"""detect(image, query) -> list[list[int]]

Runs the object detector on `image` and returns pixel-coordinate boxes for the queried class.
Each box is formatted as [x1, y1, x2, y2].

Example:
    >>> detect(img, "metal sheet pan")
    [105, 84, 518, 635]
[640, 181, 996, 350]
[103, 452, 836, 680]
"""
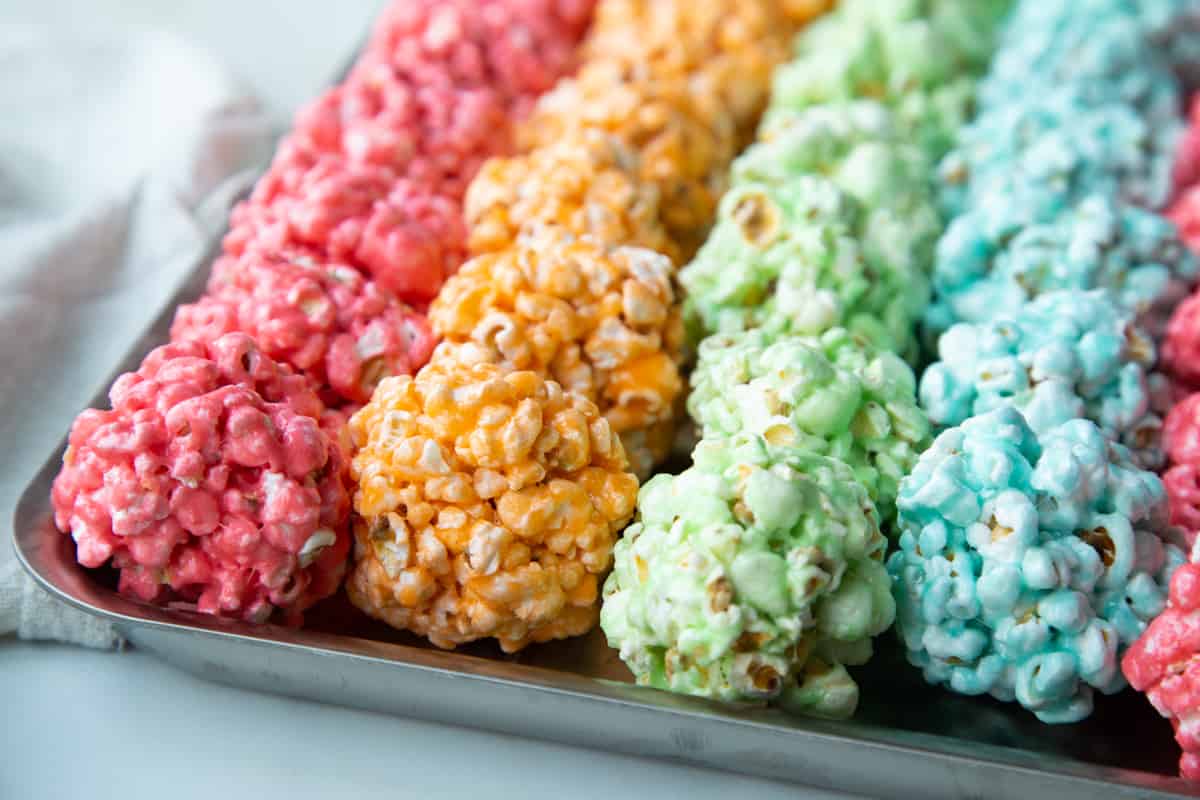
[11, 237, 1200, 800]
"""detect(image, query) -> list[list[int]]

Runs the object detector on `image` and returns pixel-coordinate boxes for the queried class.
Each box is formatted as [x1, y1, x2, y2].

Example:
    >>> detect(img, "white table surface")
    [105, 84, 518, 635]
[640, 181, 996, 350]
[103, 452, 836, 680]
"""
[0, 2, 857, 797]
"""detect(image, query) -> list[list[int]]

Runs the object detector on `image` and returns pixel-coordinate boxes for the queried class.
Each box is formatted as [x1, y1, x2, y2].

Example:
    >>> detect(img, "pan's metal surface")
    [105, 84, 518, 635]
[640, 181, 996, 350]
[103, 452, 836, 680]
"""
[10, 241, 1200, 800]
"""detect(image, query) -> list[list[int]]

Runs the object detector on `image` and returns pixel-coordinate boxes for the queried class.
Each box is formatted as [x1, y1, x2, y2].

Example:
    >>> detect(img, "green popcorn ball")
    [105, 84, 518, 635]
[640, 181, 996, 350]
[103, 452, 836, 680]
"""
[688, 327, 931, 522]
[921, 289, 1163, 469]
[680, 176, 931, 360]
[768, 0, 1011, 157]
[888, 407, 1184, 724]
[736, 101, 942, 253]
[837, 0, 1013, 72]
[601, 435, 894, 718]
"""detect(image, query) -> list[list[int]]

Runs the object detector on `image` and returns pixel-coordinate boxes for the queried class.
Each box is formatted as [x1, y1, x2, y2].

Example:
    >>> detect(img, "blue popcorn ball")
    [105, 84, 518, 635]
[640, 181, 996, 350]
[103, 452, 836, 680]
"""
[999, 0, 1200, 84]
[920, 289, 1163, 468]
[980, 13, 1182, 127]
[939, 89, 1181, 217]
[888, 407, 1183, 723]
[926, 195, 1197, 341]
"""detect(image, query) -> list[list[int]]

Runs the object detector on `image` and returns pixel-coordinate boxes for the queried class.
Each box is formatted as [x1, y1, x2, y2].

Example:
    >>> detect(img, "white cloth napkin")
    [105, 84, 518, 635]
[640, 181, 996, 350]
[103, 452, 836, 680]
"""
[0, 25, 276, 647]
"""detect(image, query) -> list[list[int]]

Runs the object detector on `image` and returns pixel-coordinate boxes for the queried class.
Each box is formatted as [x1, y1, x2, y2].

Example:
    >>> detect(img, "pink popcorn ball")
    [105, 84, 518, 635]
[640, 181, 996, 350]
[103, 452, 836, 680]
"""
[224, 150, 466, 304]
[1123, 564, 1200, 781]
[1175, 96, 1200, 198]
[366, 0, 592, 113]
[1164, 393, 1200, 547]
[1171, 185, 1200, 259]
[293, 61, 510, 199]
[50, 334, 352, 625]
[171, 251, 437, 406]
[1166, 293, 1200, 389]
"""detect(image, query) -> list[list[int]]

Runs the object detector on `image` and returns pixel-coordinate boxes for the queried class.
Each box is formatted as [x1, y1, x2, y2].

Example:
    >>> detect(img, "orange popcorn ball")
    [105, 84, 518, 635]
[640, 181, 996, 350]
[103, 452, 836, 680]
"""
[428, 234, 685, 477]
[346, 361, 638, 652]
[518, 64, 736, 257]
[464, 129, 680, 262]
[581, 0, 800, 141]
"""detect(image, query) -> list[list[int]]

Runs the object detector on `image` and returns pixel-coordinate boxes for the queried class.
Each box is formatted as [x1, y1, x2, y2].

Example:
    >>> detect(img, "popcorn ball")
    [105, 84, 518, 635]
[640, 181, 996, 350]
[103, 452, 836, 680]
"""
[995, 0, 1200, 88]
[979, 7, 1183, 128]
[581, 0, 798, 142]
[1164, 295, 1200, 390]
[601, 435, 894, 718]
[680, 176, 931, 361]
[737, 101, 941, 244]
[519, 63, 737, 257]
[688, 327, 931, 523]
[289, 61, 510, 200]
[464, 129, 678, 262]
[1122, 563, 1200, 781]
[225, 153, 467, 305]
[939, 89, 1180, 218]
[888, 407, 1184, 724]
[1172, 98, 1200, 196]
[928, 195, 1197, 340]
[767, 0, 1011, 158]
[921, 290, 1163, 468]
[428, 233, 684, 478]
[346, 360, 639, 652]
[366, 0, 595, 114]
[50, 334, 351, 624]
[171, 251, 437, 407]
[1170, 182, 1200, 258]
[1162, 394, 1200, 544]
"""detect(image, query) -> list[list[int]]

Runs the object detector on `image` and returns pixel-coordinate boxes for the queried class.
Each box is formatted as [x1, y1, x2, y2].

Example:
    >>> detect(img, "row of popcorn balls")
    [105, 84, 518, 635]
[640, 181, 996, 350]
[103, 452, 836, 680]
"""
[515, 0, 817, 259]
[926, 0, 1200, 343]
[227, 0, 598, 306]
[439, 0, 809, 478]
[680, 0, 1015, 363]
[340, 0, 821, 652]
[600, 0, 1012, 717]
[902, 0, 1200, 739]
[49, 0, 596, 623]
[1143, 101, 1200, 779]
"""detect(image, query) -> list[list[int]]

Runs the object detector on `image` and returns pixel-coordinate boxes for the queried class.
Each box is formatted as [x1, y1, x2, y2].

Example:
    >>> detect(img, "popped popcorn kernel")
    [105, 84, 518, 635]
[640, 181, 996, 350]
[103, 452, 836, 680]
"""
[428, 233, 685, 478]
[347, 359, 638, 652]
[50, 334, 351, 625]
[464, 129, 678, 262]
[601, 437, 894, 718]
[171, 250, 436, 407]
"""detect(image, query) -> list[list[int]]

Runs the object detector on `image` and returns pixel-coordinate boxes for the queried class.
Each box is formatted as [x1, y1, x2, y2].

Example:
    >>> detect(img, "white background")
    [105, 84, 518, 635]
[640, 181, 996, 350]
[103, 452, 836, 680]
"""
[0, 1, 851, 797]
